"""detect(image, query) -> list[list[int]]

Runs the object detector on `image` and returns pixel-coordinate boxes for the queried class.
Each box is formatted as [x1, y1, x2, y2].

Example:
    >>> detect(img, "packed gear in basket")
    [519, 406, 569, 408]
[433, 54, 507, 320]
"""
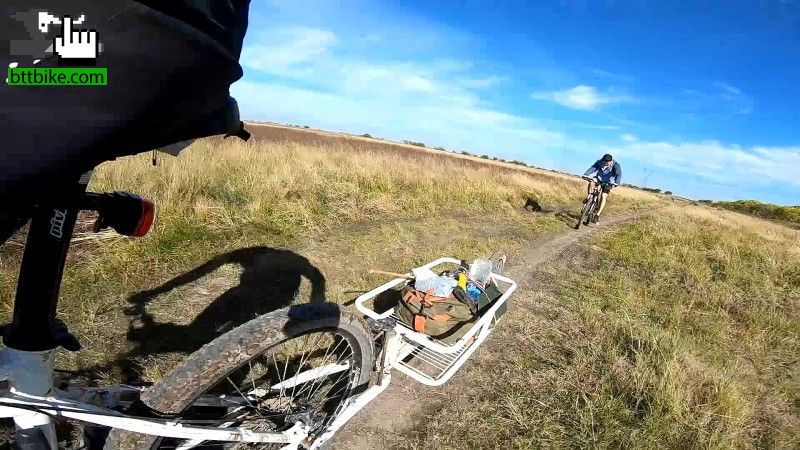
[394, 258, 504, 343]
[395, 285, 476, 344]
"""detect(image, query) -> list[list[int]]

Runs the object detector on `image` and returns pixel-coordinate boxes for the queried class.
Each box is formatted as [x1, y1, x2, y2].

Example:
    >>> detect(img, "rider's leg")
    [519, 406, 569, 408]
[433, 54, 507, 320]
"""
[597, 192, 609, 216]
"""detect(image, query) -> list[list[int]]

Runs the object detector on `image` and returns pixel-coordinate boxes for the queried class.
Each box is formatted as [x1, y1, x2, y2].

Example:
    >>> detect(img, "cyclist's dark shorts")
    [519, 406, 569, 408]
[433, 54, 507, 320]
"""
[601, 183, 614, 194]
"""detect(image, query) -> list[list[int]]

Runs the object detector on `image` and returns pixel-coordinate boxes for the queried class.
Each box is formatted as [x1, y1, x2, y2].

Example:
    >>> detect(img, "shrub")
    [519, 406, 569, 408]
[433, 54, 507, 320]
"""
[712, 200, 800, 224]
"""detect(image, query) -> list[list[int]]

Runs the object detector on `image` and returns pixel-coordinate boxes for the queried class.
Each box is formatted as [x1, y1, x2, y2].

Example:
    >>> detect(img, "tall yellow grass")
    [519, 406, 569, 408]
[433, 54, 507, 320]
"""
[0, 137, 660, 383]
[91, 138, 654, 237]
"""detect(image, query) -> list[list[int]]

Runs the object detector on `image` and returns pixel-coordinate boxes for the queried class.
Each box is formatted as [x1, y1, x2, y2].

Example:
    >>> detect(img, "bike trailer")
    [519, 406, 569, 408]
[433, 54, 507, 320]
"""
[356, 257, 517, 386]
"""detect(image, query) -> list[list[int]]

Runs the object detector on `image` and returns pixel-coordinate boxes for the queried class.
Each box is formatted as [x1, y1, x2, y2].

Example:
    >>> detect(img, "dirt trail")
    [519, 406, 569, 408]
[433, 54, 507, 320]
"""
[332, 214, 638, 450]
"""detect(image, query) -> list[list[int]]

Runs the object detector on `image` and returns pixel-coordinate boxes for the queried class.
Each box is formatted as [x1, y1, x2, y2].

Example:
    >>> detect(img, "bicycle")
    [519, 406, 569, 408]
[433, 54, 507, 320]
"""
[577, 176, 614, 229]
[0, 172, 517, 450]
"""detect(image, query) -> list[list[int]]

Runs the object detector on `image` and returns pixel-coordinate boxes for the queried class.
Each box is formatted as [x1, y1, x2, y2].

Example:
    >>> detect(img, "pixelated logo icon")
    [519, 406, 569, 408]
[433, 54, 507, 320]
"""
[53, 15, 98, 64]
[38, 11, 85, 33]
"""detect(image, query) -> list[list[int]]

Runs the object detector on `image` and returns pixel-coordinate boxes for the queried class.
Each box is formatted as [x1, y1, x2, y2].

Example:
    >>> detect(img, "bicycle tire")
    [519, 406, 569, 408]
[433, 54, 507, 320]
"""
[586, 195, 598, 226]
[577, 198, 591, 229]
[104, 303, 374, 450]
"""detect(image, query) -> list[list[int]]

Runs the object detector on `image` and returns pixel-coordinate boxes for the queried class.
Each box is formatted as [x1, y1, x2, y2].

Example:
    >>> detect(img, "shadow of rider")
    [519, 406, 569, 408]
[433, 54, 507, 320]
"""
[120, 246, 327, 375]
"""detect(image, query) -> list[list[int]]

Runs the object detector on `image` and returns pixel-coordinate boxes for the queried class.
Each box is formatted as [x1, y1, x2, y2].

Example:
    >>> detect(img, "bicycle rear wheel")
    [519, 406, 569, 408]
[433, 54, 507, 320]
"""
[105, 303, 374, 450]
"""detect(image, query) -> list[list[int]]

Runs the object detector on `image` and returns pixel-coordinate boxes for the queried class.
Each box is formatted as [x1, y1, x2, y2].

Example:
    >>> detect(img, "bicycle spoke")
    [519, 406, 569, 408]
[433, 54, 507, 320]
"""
[291, 337, 349, 405]
[249, 360, 257, 397]
[226, 377, 264, 419]
[279, 344, 291, 410]
[311, 377, 350, 408]
[269, 351, 283, 406]
[289, 337, 340, 404]
[286, 331, 327, 410]
[303, 348, 352, 405]
[306, 367, 351, 409]
[283, 333, 322, 402]
[156, 326, 362, 450]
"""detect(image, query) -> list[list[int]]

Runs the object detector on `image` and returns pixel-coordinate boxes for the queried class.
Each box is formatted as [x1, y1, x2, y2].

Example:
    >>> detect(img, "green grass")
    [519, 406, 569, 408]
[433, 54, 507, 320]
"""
[409, 206, 800, 449]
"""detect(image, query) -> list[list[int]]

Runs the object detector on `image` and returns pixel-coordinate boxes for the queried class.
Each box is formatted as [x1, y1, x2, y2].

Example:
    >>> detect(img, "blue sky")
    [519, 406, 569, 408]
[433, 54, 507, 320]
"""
[231, 0, 800, 205]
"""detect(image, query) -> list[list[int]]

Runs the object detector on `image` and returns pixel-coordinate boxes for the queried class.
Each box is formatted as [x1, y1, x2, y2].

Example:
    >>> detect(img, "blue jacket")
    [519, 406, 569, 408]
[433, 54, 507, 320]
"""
[584, 160, 622, 185]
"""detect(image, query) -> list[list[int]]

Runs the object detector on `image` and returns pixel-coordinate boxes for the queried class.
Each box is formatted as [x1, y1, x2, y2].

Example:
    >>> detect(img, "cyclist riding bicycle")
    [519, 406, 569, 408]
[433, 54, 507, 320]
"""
[582, 153, 622, 224]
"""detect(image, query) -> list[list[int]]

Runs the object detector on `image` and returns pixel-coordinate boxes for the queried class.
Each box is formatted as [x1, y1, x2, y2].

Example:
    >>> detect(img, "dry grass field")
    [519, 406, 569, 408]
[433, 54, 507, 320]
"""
[1, 124, 795, 449]
[406, 206, 800, 449]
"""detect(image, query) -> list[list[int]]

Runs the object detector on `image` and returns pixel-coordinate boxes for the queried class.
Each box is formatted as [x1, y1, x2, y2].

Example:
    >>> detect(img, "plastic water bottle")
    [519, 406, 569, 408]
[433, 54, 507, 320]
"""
[465, 281, 482, 303]
[469, 259, 493, 286]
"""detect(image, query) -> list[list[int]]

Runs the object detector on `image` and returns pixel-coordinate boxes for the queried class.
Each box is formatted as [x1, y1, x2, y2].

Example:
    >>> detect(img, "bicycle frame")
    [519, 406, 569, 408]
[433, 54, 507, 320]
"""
[583, 181, 611, 218]
[0, 380, 308, 446]
[0, 352, 315, 447]
[586, 182, 603, 203]
[0, 173, 313, 448]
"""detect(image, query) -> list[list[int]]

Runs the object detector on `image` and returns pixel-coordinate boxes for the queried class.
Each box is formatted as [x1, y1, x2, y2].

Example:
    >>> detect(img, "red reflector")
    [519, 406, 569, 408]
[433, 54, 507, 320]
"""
[131, 198, 155, 237]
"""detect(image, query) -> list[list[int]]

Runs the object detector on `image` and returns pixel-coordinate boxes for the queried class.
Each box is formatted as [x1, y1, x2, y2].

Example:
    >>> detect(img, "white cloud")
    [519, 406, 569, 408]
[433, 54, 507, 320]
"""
[233, 80, 565, 165]
[240, 26, 338, 76]
[609, 139, 800, 188]
[403, 74, 437, 92]
[589, 68, 636, 83]
[338, 63, 443, 95]
[714, 81, 741, 96]
[231, 13, 795, 203]
[532, 85, 633, 110]
[681, 82, 753, 115]
[235, 23, 566, 157]
[458, 76, 506, 89]
[711, 82, 753, 115]
[569, 122, 620, 131]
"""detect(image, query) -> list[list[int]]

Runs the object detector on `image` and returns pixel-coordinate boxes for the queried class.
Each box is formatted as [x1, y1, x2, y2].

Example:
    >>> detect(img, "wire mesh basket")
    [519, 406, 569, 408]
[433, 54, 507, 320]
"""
[356, 257, 517, 385]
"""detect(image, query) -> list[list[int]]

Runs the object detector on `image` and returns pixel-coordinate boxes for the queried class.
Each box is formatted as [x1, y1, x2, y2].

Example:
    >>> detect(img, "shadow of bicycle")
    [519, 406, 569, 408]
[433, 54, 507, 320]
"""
[94, 246, 327, 384]
[524, 197, 583, 229]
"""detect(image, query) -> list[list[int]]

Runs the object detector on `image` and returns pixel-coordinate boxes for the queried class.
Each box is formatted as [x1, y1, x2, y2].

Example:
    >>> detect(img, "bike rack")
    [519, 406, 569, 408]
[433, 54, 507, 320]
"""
[355, 257, 517, 386]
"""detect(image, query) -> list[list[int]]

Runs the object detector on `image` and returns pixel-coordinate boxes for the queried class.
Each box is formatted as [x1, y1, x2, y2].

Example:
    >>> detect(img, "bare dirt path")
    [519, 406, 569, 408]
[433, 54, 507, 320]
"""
[332, 213, 640, 450]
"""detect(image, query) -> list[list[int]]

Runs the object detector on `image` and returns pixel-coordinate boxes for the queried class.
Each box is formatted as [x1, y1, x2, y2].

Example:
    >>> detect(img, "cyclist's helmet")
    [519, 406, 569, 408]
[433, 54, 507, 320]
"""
[602, 154, 613, 162]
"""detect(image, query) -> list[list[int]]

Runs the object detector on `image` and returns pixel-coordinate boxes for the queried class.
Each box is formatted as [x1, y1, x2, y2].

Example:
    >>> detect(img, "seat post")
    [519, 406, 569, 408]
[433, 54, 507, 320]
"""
[2, 172, 91, 352]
